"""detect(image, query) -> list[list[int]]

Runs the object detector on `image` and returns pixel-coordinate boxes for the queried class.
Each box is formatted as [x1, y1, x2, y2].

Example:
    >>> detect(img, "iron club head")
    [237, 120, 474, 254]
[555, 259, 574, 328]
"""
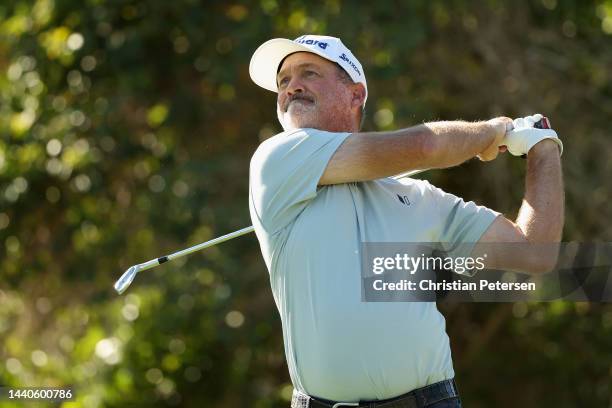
[114, 265, 140, 294]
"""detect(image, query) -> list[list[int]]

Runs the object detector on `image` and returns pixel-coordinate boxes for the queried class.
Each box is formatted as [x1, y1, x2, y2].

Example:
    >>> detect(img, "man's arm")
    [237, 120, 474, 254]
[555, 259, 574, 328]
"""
[319, 119, 509, 185]
[475, 139, 564, 273]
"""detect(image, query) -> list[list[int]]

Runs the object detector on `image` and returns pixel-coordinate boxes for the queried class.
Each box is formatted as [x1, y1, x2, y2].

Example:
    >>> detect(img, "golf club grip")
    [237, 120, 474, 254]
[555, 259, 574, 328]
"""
[534, 117, 551, 129]
[520, 117, 551, 158]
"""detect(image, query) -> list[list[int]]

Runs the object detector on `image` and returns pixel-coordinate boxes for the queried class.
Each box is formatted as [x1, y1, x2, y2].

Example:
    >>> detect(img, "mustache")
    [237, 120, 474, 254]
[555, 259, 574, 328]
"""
[283, 94, 315, 112]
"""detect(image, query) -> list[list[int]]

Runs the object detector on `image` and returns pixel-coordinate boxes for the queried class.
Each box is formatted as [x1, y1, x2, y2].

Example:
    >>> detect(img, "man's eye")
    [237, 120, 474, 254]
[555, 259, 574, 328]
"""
[278, 77, 289, 87]
[305, 70, 318, 77]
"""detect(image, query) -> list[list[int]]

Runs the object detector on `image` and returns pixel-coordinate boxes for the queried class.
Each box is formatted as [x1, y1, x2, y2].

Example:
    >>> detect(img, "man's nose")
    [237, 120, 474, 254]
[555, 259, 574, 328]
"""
[285, 77, 304, 95]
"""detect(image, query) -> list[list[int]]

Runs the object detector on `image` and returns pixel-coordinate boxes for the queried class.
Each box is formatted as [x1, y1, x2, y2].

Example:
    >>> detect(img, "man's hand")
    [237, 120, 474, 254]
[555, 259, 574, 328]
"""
[476, 114, 564, 274]
[477, 117, 513, 161]
[501, 114, 563, 156]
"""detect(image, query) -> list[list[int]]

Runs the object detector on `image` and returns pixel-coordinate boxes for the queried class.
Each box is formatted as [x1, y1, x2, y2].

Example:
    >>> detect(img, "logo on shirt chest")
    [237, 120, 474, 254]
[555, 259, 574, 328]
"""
[396, 194, 411, 206]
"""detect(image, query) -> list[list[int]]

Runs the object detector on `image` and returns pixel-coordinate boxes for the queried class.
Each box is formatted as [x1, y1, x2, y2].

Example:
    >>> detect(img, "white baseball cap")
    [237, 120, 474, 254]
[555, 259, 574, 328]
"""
[249, 34, 368, 104]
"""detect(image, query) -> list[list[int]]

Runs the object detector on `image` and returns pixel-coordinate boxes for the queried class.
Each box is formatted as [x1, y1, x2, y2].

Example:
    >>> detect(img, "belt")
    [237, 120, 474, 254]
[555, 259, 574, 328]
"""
[291, 379, 459, 408]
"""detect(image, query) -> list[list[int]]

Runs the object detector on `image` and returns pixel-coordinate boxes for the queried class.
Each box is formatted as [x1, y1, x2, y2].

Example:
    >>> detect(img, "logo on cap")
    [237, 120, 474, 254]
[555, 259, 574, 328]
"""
[339, 53, 361, 77]
[295, 37, 329, 50]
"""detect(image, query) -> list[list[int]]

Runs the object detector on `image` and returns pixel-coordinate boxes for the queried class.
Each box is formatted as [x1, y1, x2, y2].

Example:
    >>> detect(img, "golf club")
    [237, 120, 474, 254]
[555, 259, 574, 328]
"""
[114, 168, 428, 294]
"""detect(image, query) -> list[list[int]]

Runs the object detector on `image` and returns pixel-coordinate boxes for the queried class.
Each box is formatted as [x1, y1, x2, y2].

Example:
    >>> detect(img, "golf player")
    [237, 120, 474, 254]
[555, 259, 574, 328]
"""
[248, 35, 564, 408]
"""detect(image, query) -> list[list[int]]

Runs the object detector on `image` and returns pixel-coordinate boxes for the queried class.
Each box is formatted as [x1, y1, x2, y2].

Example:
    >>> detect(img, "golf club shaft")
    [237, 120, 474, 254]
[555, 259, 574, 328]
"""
[130, 226, 256, 274]
[137, 168, 426, 268]
[165, 226, 255, 262]
[115, 168, 427, 293]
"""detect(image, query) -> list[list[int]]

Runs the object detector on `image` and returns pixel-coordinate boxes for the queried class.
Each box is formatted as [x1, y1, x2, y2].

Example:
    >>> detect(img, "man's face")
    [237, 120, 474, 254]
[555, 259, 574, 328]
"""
[276, 52, 358, 132]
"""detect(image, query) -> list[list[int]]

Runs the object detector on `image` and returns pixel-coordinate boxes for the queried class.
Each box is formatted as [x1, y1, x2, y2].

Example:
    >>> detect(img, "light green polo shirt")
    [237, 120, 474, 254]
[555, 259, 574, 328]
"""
[248, 128, 499, 402]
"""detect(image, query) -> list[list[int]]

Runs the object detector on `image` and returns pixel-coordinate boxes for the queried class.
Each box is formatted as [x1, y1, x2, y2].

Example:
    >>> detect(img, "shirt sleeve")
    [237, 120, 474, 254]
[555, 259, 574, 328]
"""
[425, 181, 500, 262]
[249, 128, 351, 234]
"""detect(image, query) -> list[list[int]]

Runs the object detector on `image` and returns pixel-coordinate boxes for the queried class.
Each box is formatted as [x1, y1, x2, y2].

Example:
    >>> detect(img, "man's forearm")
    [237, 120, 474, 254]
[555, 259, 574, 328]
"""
[416, 120, 499, 168]
[515, 140, 564, 242]
[320, 119, 505, 185]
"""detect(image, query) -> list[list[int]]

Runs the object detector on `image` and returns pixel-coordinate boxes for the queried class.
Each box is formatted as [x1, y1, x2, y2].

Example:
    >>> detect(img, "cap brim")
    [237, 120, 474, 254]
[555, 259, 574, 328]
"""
[249, 38, 328, 94]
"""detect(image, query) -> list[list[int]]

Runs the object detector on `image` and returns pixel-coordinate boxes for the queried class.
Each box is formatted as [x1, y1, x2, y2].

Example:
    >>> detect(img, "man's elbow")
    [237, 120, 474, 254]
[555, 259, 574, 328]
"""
[410, 128, 441, 167]
[421, 133, 440, 162]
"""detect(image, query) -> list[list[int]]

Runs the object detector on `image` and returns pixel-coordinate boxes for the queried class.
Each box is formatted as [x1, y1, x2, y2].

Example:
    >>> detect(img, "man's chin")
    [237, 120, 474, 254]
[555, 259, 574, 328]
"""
[281, 114, 318, 130]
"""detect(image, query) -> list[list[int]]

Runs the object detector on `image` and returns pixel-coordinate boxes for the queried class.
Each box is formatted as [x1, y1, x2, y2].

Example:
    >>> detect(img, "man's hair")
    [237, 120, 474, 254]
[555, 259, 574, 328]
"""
[334, 63, 353, 84]
[334, 64, 366, 130]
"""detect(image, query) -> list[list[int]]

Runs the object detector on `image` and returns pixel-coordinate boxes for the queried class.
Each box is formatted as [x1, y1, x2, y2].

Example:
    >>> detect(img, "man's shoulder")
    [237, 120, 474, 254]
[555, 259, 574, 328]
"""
[255, 128, 304, 151]
[251, 129, 302, 168]
[256, 128, 343, 148]
[251, 128, 350, 164]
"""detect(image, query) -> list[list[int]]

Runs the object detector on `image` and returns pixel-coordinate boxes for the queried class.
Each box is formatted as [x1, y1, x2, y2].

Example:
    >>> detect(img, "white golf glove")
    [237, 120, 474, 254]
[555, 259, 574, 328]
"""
[501, 114, 563, 156]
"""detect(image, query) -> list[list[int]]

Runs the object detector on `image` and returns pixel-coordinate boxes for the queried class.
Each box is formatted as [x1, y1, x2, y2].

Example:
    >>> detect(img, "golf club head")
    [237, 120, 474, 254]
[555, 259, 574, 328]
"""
[114, 265, 139, 294]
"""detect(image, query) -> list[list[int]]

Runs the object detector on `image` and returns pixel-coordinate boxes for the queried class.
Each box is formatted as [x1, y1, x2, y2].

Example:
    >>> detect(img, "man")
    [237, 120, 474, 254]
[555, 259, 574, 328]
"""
[248, 35, 564, 408]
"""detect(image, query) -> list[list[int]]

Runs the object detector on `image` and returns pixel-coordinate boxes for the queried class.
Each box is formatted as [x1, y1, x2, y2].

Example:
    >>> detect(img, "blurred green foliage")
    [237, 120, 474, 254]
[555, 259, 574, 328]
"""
[0, 0, 611, 407]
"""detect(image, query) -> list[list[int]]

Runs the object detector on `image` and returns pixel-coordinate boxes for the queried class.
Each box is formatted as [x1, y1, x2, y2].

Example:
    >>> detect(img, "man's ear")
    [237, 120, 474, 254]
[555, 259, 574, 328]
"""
[350, 83, 366, 109]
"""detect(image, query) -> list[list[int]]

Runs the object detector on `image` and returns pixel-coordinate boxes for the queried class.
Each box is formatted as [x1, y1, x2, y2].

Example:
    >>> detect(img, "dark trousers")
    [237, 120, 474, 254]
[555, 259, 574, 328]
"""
[425, 396, 462, 408]
[291, 379, 462, 408]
